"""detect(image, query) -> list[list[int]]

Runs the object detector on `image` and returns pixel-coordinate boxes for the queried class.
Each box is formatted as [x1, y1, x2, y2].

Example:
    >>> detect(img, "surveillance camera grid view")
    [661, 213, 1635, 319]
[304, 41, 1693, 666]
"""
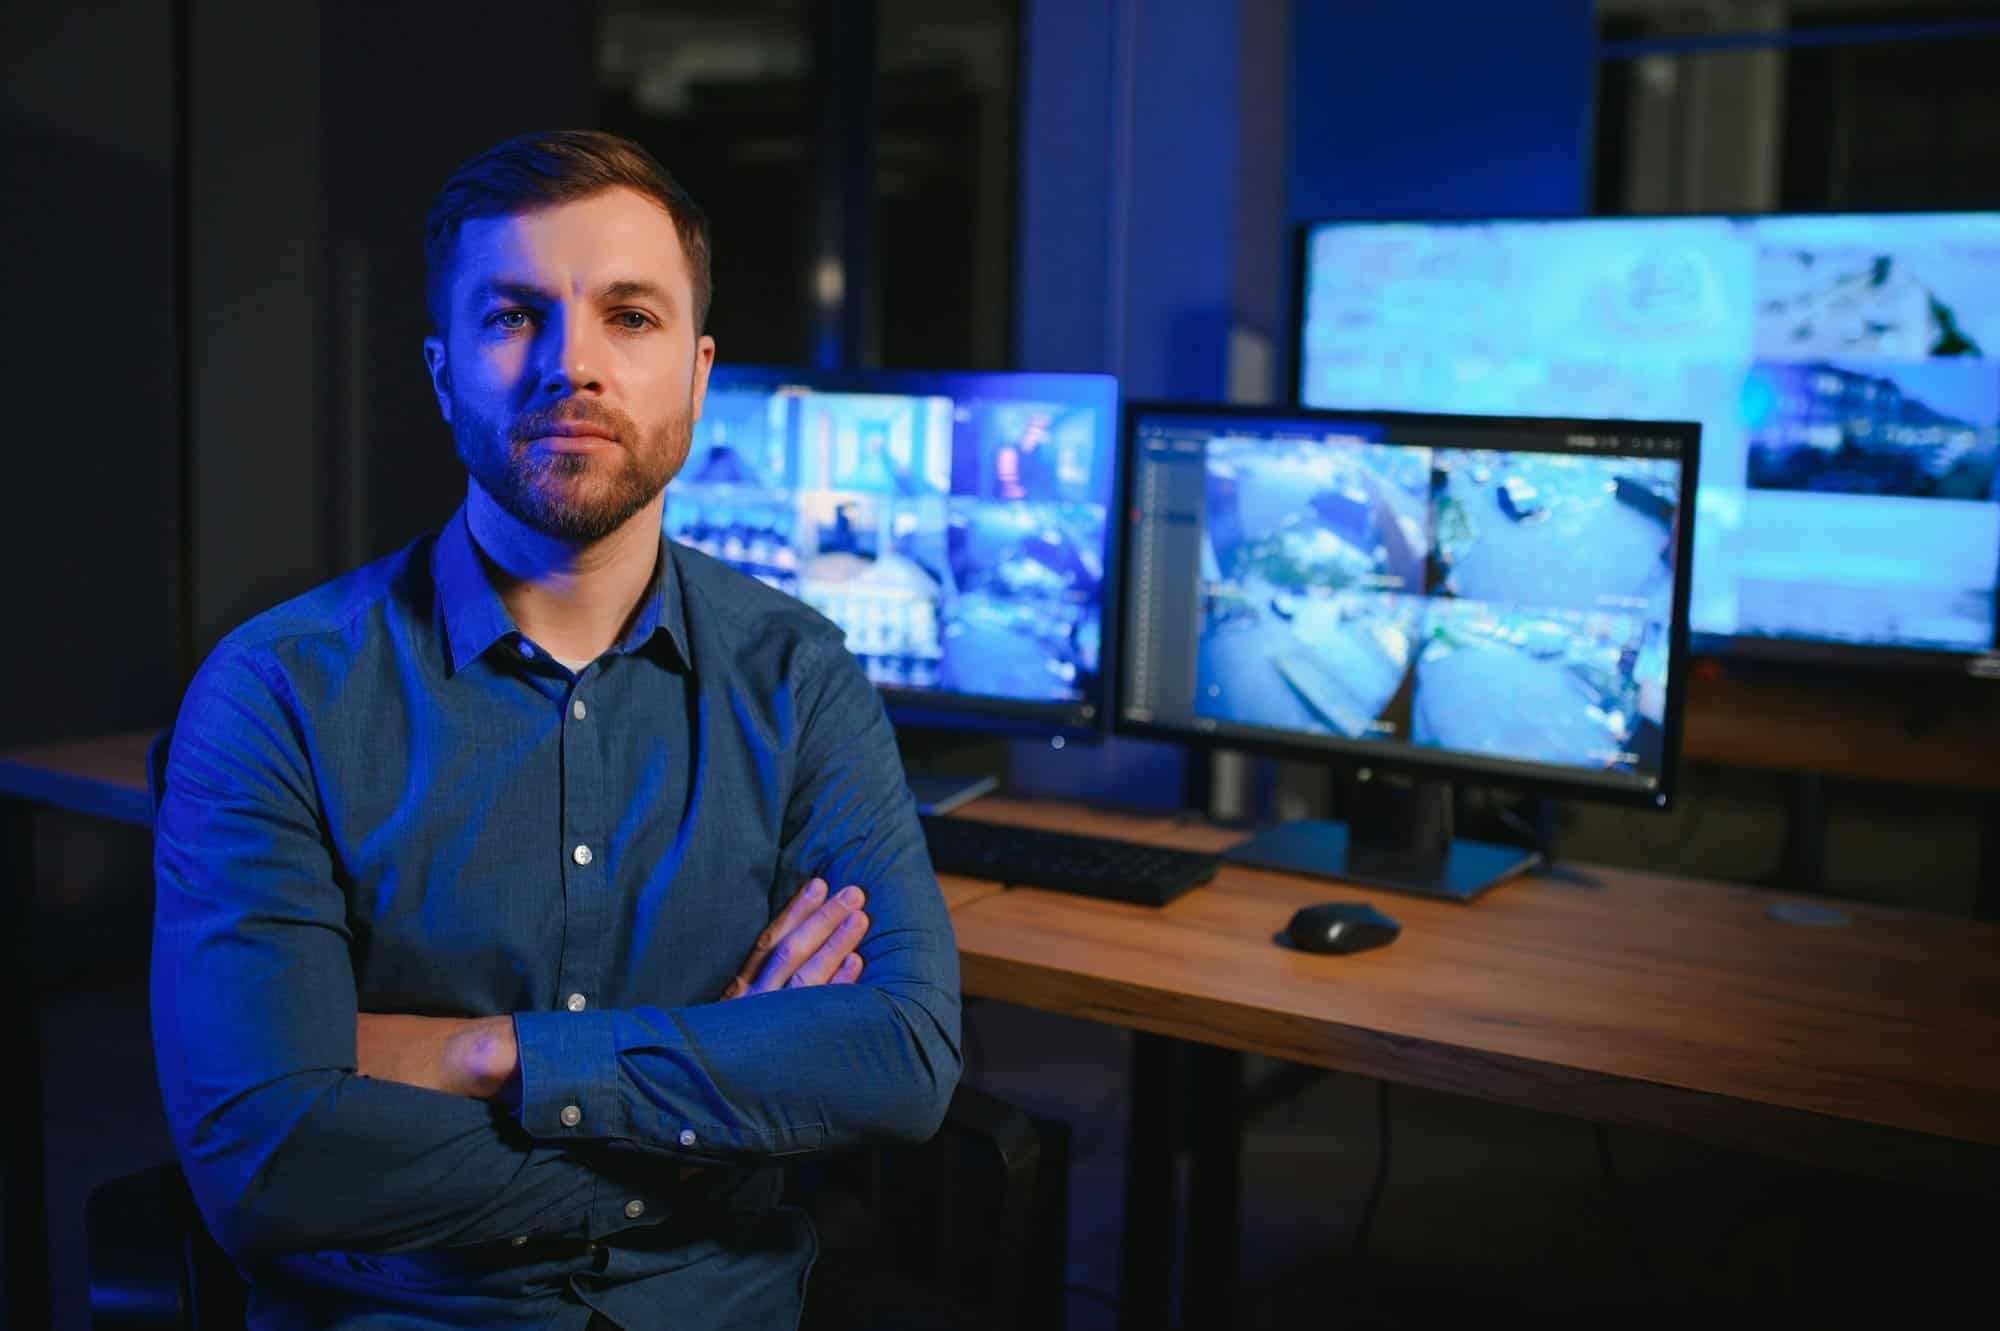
[666, 380, 1109, 704]
[1193, 428, 1681, 777]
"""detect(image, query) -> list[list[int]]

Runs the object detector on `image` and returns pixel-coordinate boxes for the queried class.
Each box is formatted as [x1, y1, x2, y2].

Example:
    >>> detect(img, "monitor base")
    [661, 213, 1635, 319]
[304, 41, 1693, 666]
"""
[1222, 818, 1541, 902]
[906, 771, 1001, 816]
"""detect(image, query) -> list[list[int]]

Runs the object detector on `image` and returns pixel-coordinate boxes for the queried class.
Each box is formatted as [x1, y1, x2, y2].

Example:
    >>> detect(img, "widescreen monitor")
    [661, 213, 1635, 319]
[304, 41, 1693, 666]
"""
[1118, 402, 1699, 899]
[1294, 212, 2000, 674]
[669, 365, 1121, 742]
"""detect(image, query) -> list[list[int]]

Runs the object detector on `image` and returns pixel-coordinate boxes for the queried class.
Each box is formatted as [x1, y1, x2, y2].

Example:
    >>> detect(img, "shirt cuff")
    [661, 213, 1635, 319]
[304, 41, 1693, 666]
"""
[513, 1009, 622, 1142]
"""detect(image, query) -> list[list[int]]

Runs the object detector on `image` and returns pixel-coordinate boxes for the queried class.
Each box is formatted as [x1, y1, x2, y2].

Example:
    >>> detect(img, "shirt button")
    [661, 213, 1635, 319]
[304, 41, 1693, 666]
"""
[510, 1235, 528, 1247]
[560, 1104, 582, 1128]
[565, 992, 587, 1012]
[678, 1128, 697, 1147]
[624, 1199, 646, 1220]
[572, 844, 593, 866]
[572, 698, 587, 720]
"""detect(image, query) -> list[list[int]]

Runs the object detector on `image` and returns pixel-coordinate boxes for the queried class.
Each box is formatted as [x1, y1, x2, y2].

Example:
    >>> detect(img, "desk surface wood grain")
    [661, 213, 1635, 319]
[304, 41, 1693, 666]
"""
[946, 798, 2000, 1191]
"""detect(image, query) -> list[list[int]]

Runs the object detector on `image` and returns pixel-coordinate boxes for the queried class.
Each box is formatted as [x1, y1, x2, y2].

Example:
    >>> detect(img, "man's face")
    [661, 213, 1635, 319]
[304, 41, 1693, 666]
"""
[423, 187, 715, 545]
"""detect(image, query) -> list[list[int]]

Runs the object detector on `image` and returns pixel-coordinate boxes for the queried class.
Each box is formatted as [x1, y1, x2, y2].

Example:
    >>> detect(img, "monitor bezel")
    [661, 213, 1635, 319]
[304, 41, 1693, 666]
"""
[685, 362, 1124, 740]
[1111, 399, 1703, 811]
[1286, 209, 2000, 679]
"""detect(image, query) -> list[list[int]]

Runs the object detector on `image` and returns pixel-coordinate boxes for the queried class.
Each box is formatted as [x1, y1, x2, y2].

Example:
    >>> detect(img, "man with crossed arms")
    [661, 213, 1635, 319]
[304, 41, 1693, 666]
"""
[153, 128, 961, 1329]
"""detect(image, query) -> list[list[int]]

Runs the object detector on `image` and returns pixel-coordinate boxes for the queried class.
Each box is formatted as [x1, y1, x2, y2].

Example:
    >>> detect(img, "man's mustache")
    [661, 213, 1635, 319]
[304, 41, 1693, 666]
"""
[509, 401, 635, 445]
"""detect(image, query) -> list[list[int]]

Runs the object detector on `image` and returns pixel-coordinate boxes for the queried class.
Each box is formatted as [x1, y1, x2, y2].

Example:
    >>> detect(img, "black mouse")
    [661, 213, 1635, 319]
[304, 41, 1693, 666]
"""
[1280, 902, 1401, 955]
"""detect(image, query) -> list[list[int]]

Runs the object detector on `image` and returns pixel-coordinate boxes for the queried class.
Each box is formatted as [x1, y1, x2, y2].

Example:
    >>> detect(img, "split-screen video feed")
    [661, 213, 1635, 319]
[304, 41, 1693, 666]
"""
[667, 383, 1109, 704]
[1194, 427, 1679, 775]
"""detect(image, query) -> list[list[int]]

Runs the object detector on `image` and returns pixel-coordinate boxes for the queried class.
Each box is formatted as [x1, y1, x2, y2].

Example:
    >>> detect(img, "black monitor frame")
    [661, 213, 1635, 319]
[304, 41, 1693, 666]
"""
[1112, 400, 1702, 815]
[1286, 209, 2000, 681]
[682, 363, 1124, 742]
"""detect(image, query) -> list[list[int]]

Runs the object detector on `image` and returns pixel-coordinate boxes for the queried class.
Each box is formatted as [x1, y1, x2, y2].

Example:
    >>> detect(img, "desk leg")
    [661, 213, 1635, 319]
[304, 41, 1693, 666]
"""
[1186, 1046, 1243, 1330]
[2, 797, 50, 1331]
[1978, 795, 1998, 922]
[1119, 1033, 1182, 1331]
[1777, 772, 1828, 895]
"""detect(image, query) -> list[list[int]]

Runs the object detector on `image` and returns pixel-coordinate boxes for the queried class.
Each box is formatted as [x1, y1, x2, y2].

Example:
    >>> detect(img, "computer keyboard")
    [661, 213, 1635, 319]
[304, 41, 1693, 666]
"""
[920, 815, 1221, 907]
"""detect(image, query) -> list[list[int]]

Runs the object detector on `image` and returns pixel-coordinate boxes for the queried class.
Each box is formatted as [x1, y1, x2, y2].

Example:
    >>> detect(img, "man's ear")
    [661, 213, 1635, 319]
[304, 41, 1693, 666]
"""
[423, 336, 453, 423]
[690, 334, 716, 422]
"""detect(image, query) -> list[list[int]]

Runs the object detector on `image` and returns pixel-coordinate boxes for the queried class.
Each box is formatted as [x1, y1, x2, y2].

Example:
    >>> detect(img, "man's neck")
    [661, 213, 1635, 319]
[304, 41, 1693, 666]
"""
[464, 485, 665, 669]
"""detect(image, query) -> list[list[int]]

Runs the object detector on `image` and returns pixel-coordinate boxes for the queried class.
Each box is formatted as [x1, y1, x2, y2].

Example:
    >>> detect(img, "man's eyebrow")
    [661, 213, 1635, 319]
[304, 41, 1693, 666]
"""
[599, 279, 675, 306]
[464, 278, 677, 309]
[467, 279, 554, 307]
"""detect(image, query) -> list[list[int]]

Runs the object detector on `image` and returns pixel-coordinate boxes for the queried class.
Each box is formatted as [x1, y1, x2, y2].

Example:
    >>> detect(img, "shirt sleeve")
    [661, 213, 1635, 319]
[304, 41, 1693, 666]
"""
[511, 632, 964, 1162]
[152, 647, 670, 1263]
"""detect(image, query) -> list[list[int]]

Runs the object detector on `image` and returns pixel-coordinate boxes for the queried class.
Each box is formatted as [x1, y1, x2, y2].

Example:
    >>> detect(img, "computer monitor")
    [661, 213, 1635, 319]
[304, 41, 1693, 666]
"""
[1293, 212, 2000, 675]
[1117, 402, 1700, 900]
[669, 365, 1122, 804]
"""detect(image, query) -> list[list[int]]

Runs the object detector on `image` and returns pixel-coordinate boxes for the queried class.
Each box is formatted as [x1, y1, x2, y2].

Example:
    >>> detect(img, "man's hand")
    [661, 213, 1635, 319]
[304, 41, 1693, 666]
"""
[719, 877, 869, 1000]
[356, 1013, 517, 1100]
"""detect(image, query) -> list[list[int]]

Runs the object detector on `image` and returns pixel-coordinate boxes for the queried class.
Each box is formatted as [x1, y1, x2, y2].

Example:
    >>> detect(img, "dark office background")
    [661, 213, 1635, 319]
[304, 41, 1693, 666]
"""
[4, 0, 1998, 1327]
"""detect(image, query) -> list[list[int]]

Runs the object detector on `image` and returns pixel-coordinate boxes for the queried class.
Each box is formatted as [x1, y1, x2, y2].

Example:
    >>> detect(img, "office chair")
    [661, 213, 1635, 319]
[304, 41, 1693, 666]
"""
[90, 732, 1044, 1331]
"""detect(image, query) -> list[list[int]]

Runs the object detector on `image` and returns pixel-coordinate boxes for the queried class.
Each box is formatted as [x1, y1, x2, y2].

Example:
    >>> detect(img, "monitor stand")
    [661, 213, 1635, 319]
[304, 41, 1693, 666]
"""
[897, 730, 1005, 816]
[1221, 773, 1539, 902]
[906, 770, 1001, 816]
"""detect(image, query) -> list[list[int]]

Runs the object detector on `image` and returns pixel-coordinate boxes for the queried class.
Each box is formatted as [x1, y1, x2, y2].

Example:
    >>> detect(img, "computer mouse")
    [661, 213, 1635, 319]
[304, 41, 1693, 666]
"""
[1280, 901, 1401, 955]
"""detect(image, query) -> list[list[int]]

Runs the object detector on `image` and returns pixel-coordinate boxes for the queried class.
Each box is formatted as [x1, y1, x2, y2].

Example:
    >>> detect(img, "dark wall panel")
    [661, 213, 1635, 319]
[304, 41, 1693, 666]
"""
[1285, 0, 1595, 226]
[0, 0, 181, 745]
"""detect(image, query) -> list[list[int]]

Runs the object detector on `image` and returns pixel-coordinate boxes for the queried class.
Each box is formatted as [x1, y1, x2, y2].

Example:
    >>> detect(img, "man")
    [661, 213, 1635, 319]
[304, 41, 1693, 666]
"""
[152, 129, 961, 1330]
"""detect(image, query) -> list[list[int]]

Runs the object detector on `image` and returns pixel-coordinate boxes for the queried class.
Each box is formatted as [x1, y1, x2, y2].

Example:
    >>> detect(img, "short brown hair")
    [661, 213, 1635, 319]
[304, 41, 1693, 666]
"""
[424, 129, 712, 335]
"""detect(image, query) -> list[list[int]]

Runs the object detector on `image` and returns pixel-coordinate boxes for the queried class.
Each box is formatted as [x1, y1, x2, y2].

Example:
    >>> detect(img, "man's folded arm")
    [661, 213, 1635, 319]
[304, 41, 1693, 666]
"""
[152, 650, 643, 1264]
[511, 634, 964, 1163]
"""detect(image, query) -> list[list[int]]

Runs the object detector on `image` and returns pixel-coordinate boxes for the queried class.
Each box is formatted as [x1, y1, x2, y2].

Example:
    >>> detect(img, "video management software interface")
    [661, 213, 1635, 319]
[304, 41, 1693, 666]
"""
[1121, 411, 1692, 795]
[666, 372, 1115, 710]
[1298, 214, 2000, 659]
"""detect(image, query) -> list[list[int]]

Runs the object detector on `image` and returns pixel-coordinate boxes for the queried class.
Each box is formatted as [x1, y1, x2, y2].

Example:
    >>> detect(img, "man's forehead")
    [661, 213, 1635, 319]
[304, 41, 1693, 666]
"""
[452, 187, 690, 295]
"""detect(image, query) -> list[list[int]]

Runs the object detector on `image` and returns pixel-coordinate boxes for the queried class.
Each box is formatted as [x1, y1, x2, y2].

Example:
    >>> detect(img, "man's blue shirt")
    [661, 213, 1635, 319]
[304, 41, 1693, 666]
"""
[152, 505, 962, 1329]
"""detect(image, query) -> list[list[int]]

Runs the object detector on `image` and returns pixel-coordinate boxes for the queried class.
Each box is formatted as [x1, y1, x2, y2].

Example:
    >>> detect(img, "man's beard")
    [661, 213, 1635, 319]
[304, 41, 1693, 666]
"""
[451, 394, 692, 544]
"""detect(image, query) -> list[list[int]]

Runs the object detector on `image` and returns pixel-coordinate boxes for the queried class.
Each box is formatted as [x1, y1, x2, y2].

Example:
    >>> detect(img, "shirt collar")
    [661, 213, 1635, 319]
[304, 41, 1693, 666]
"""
[433, 504, 690, 676]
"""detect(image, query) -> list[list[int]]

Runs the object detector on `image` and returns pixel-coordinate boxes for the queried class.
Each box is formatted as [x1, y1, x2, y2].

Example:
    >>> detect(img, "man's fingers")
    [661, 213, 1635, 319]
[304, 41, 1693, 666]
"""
[748, 886, 866, 994]
[786, 911, 868, 989]
[832, 953, 863, 985]
[727, 878, 827, 996]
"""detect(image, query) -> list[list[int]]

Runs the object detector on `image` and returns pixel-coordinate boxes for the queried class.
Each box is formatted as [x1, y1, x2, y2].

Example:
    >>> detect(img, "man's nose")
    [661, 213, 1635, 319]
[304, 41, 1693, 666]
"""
[539, 308, 603, 395]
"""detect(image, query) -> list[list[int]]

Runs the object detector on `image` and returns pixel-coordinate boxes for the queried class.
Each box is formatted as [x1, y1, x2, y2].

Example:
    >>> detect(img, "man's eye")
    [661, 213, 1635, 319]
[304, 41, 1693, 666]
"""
[493, 310, 531, 331]
[614, 311, 651, 331]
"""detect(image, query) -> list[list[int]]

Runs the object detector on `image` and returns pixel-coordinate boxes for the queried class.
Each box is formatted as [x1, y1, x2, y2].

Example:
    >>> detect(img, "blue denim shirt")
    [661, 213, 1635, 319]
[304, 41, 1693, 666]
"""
[152, 506, 962, 1330]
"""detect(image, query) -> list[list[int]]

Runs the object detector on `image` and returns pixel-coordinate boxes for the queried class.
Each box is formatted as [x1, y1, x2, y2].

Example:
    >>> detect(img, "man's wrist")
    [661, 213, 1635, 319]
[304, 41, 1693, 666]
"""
[444, 1015, 520, 1100]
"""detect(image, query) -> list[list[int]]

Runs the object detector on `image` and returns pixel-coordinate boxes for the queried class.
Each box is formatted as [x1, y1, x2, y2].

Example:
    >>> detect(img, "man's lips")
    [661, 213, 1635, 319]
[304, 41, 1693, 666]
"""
[525, 427, 619, 452]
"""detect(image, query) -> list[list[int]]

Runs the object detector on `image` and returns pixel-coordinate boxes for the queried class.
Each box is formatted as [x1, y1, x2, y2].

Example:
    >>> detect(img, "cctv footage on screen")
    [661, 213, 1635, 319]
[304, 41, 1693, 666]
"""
[664, 381, 1109, 707]
[1119, 413, 1690, 791]
[1297, 214, 2000, 658]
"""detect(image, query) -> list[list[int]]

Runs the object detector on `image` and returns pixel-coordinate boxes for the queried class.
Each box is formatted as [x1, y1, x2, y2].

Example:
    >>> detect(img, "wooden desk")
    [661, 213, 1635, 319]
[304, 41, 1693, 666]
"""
[943, 796, 2000, 1328]
[0, 731, 159, 1331]
[12, 740, 1999, 1327]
